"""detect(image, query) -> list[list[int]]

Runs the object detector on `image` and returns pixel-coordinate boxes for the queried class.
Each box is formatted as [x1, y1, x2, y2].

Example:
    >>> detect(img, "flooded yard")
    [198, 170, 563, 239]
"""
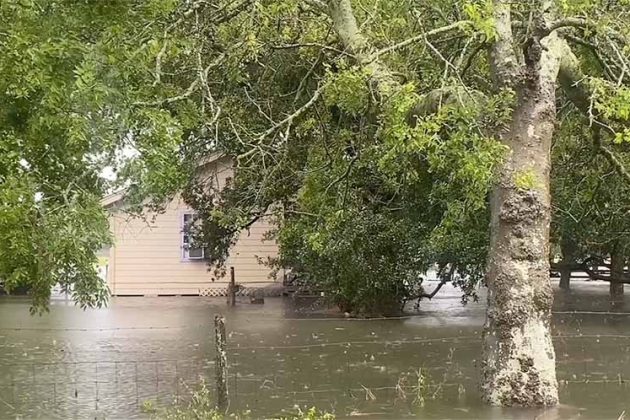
[0, 281, 629, 419]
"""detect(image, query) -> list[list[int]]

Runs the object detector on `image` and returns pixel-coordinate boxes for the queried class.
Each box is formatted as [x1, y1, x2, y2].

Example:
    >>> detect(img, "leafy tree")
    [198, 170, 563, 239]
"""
[0, 0, 201, 310]
[549, 20, 630, 296]
[133, 0, 629, 406]
[0, 0, 124, 311]
[551, 124, 630, 296]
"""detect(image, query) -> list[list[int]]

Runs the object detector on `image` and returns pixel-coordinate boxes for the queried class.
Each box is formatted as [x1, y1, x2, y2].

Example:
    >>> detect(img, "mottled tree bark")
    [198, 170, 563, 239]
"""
[481, 1, 560, 406]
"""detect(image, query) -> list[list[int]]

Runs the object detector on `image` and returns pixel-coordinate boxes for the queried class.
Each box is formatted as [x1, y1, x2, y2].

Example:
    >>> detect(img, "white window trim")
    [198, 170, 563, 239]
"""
[181, 212, 205, 261]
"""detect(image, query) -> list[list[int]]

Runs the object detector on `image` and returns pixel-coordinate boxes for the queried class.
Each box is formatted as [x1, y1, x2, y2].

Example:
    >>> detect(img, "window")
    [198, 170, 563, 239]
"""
[182, 213, 205, 260]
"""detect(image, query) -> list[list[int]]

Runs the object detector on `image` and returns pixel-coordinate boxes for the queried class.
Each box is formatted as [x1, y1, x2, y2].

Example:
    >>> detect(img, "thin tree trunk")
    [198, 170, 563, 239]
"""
[559, 238, 576, 291]
[481, 1, 560, 406]
[610, 251, 624, 301]
[559, 266, 571, 291]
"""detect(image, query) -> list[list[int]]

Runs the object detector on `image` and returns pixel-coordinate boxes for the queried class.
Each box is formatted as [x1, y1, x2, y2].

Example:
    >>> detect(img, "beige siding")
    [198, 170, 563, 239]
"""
[107, 157, 279, 296]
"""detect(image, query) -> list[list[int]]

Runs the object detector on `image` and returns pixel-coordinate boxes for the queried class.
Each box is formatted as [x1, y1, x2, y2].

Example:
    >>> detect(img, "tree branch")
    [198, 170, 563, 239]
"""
[134, 79, 200, 107]
[550, 261, 583, 272]
[565, 35, 617, 81]
[489, 0, 519, 87]
[409, 265, 455, 303]
[133, 54, 225, 107]
[269, 42, 353, 57]
[213, 0, 254, 24]
[558, 41, 618, 134]
[304, 0, 326, 11]
[153, 37, 169, 86]
[547, 17, 588, 33]
[151, 0, 211, 85]
[581, 256, 630, 283]
[326, 1, 401, 102]
[415, 277, 449, 300]
[237, 82, 327, 161]
[593, 128, 630, 184]
[324, 153, 358, 194]
[460, 39, 487, 76]
[371, 20, 474, 59]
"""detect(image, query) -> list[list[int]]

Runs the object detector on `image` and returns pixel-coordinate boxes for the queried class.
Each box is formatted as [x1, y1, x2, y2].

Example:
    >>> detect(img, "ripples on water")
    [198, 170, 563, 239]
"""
[0, 281, 629, 419]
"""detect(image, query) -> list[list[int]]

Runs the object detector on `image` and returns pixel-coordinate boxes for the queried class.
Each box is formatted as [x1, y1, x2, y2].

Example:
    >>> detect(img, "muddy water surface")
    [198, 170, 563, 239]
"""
[0, 281, 628, 419]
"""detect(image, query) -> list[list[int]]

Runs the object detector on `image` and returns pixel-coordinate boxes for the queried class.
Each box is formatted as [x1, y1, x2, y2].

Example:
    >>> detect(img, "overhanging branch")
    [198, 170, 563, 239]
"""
[558, 41, 621, 135]
[237, 82, 327, 161]
[581, 256, 630, 283]
[547, 17, 588, 34]
[565, 35, 617, 81]
[593, 128, 630, 184]
[133, 54, 226, 107]
[372, 20, 474, 59]
[489, 0, 519, 87]
[410, 265, 455, 302]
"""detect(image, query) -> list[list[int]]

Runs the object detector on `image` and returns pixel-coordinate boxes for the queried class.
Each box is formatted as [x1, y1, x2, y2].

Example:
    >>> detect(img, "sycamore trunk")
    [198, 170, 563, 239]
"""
[482, 33, 562, 406]
[326, 0, 564, 407]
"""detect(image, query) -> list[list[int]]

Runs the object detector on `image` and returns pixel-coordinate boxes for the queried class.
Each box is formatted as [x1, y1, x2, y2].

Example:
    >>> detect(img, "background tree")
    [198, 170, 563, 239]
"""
[552, 115, 630, 297]
[0, 1, 126, 311]
[549, 1, 630, 297]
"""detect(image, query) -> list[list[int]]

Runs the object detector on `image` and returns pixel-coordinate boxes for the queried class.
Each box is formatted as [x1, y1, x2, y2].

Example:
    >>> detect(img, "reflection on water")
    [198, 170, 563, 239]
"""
[0, 281, 628, 419]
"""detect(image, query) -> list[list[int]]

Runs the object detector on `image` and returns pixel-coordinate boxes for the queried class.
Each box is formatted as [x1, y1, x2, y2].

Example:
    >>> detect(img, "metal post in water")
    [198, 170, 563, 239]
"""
[135, 362, 139, 407]
[10, 372, 15, 406]
[95, 362, 99, 411]
[175, 360, 179, 404]
[214, 314, 229, 412]
[229, 267, 236, 307]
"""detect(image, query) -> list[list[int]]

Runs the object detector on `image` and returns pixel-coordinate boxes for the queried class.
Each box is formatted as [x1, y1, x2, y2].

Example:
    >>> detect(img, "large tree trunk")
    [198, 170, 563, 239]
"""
[610, 251, 624, 301]
[481, 2, 561, 406]
[326, 0, 563, 407]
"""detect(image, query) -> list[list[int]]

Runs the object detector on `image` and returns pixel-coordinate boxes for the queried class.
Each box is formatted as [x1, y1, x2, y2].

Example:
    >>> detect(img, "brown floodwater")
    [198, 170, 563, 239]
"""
[0, 280, 629, 419]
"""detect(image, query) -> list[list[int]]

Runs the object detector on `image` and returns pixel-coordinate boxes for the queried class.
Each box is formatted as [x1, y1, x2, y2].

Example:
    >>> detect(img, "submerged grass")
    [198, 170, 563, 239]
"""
[143, 379, 335, 420]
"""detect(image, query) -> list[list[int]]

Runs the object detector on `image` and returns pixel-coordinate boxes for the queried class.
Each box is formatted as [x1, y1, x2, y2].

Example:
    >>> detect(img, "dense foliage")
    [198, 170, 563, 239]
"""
[1, 0, 630, 316]
[124, 0, 513, 314]
[0, 1, 122, 310]
[549, 6, 630, 283]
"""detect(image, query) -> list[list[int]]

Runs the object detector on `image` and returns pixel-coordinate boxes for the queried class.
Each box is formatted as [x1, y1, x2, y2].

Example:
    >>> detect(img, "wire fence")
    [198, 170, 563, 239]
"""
[0, 358, 210, 413]
[1, 342, 629, 418]
[2, 312, 630, 418]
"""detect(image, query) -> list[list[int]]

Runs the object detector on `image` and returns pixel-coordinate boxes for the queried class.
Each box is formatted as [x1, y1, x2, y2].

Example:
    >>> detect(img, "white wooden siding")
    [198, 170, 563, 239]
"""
[106, 157, 279, 296]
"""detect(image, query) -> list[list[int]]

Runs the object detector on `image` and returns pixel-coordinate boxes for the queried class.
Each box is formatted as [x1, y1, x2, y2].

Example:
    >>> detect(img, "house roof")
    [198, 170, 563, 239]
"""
[100, 151, 227, 207]
[101, 190, 127, 207]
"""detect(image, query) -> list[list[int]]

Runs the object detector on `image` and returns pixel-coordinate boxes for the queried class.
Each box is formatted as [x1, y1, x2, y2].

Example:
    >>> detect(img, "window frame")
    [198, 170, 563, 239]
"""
[181, 212, 205, 261]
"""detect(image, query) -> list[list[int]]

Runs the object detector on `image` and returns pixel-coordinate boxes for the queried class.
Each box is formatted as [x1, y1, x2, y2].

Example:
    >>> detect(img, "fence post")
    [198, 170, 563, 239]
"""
[229, 267, 236, 307]
[214, 314, 229, 412]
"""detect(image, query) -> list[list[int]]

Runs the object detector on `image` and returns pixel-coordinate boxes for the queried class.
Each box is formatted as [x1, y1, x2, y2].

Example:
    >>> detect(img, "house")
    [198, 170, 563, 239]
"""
[100, 154, 281, 297]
